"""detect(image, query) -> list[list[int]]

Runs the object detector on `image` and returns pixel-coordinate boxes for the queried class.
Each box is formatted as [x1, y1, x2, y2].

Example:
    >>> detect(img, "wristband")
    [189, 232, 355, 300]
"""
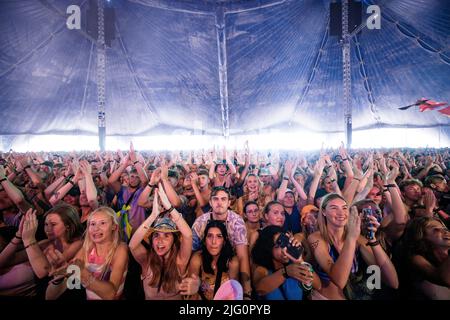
[0, 177, 7, 183]
[341, 158, 348, 161]
[283, 176, 289, 181]
[353, 177, 361, 181]
[68, 179, 76, 186]
[133, 161, 139, 165]
[366, 240, 380, 247]
[23, 165, 31, 170]
[384, 184, 396, 188]
[148, 183, 157, 188]
[24, 241, 37, 249]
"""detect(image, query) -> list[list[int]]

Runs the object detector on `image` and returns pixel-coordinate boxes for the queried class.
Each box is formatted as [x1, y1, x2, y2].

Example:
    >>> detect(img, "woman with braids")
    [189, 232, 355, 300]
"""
[46, 206, 128, 300]
[129, 184, 194, 299]
[187, 220, 240, 300]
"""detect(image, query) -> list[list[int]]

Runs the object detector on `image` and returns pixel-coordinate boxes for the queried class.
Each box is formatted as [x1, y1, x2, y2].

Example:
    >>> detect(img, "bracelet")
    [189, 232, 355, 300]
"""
[0, 177, 7, 183]
[23, 165, 31, 170]
[14, 235, 22, 240]
[353, 177, 361, 181]
[68, 179, 76, 186]
[341, 158, 348, 161]
[366, 240, 380, 247]
[384, 184, 396, 188]
[10, 240, 21, 246]
[24, 241, 37, 249]
[283, 176, 289, 180]
[133, 160, 139, 165]
[383, 189, 389, 193]
[148, 183, 157, 188]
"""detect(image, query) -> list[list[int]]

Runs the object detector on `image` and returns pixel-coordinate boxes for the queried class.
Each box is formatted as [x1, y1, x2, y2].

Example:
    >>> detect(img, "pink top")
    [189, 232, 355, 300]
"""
[141, 262, 182, 300]
[85, 248, 126, 300]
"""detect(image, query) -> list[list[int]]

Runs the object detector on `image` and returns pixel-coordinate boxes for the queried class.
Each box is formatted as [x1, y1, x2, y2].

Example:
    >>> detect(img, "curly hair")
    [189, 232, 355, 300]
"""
[251, 225, 284, 272]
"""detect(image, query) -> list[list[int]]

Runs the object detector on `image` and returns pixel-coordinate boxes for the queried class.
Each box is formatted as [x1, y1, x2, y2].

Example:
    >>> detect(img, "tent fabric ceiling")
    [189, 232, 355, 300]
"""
[0, 0, 449, 139]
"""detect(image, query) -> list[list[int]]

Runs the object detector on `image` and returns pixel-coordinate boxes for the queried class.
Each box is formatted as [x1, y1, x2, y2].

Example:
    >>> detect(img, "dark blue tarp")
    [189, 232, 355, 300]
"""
[0, 0, 449, 147]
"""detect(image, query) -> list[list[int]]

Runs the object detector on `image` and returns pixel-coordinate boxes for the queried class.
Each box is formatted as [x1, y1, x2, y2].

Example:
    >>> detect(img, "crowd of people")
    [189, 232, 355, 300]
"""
[0, 142, 449, 300]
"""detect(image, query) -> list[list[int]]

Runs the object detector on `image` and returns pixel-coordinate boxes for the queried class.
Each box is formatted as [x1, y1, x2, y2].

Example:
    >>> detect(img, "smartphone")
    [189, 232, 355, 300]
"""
[276, 233, 303, 259]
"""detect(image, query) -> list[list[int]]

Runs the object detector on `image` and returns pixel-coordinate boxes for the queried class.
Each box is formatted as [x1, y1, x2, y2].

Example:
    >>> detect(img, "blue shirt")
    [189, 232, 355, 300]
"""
[282, 205, 302, 234]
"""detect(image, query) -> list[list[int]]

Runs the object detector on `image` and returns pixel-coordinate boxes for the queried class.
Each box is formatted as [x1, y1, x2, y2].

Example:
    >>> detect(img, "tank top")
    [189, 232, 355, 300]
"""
[85, 248, 126, 300]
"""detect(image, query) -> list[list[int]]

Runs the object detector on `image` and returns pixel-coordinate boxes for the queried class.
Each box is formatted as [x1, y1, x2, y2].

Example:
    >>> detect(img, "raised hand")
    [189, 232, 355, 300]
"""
[190, 172, 199, 186]
[423, 188, 437, 214]
[150, 190, 160, 218]
[157, 183, 171, 210]
[22, 208, 38, 244]
[346, 206, 361, 242]
[149, 168, 161, 186]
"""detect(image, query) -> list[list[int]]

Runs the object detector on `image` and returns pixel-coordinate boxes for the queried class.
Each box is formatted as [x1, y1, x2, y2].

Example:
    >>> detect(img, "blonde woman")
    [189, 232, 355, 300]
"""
[307, 193, 398, 300]
[129, 183, 193, 299]
[46, 206, 128, 300]
[236, 174, 268, 217]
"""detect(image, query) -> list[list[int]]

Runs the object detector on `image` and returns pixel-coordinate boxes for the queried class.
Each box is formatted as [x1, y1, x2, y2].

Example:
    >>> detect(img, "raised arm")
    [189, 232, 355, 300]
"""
[137, 168, 160, 208]
[0, 165, 32, 213]
[129, 142, 148, 187]
[160, 163, 181, 208]
[158, 184, 192, 270]
[308, 157, 325, 204]
[108, 155, 130, 194]
[190, 172, 208, 208]
[48, 165, 83, 206]
[21, 209, 51, 278]
[129, 192, 160, 267]
[79, 160, 98, 209]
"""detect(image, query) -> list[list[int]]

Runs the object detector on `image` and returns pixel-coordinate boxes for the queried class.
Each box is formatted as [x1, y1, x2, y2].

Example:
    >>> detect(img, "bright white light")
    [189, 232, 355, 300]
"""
[3, 128, 448, 152]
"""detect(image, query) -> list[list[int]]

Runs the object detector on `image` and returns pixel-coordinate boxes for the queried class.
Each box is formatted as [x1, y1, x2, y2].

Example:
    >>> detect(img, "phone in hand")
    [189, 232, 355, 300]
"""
[276, 233, 303, 260]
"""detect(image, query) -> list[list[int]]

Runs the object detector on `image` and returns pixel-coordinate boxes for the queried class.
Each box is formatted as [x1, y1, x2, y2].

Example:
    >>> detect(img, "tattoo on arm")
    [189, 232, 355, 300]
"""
[311, 240, 319, 252]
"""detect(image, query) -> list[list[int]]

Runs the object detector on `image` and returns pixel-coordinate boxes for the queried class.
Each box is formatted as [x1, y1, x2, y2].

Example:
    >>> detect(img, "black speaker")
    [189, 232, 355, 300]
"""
[329, 0, 362, 38]
[86, 0, 115, 47]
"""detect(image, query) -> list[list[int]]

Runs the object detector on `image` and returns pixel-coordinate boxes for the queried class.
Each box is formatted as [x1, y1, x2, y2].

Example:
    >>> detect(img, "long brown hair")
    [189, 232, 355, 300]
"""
[147, 232, 182, 293]
[44, 204, 84, 243]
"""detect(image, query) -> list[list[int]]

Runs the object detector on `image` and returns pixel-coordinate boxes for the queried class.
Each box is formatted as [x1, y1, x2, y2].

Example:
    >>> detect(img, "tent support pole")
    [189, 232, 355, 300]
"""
[342, 0, 352, 149]
[215, 4, 230, 138]
[97, 0, 106, 151]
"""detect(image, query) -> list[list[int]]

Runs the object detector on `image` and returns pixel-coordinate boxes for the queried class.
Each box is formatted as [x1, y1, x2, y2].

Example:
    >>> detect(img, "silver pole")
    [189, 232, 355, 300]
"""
[342, 0, 352, 149]
[97, 0, 106, 151]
